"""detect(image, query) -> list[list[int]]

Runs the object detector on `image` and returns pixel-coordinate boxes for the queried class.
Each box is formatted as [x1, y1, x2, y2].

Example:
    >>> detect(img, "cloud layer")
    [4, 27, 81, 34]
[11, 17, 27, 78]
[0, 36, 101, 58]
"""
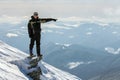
[0, 15, 28, 24]
[67, 61, 95, 69]
[105, 47, 120, 55]
[6, 33, 18, 38]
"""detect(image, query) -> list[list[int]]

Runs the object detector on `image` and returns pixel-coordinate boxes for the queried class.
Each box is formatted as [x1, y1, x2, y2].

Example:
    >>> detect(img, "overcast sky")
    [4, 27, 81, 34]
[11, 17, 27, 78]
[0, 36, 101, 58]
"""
[0, 0, 120, 23]
[0, 0, 119, 17]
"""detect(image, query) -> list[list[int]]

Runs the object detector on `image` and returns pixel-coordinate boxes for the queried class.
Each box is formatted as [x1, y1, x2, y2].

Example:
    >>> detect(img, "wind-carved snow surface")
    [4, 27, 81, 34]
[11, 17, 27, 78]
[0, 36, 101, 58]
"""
[0, 41, 28, 80]
[0, 40, 81, 80]
[39, 62, 81, 80]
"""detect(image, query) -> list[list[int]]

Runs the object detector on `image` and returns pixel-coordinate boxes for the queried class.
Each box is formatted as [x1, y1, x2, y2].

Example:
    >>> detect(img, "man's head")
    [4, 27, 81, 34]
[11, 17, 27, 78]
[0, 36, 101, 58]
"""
[33, 12, 39, 19]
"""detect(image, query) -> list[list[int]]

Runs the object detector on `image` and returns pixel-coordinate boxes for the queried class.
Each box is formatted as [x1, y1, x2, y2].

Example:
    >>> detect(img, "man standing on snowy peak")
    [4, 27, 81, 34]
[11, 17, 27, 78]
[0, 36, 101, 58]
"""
[28, 12, 57, 59]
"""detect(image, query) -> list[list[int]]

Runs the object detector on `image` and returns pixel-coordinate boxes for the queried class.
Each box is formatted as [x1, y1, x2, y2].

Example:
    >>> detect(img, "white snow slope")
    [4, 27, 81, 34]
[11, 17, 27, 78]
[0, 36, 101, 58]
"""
[0, 40, 81, 80]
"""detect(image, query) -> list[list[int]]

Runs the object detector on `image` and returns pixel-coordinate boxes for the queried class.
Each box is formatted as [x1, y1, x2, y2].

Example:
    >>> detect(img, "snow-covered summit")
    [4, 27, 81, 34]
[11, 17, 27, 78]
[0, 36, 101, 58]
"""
[0, 40, 81, 80]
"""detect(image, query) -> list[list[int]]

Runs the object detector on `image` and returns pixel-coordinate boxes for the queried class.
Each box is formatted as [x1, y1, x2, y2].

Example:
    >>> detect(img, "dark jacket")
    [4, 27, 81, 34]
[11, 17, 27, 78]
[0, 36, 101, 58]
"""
[28, 16, 57, 38]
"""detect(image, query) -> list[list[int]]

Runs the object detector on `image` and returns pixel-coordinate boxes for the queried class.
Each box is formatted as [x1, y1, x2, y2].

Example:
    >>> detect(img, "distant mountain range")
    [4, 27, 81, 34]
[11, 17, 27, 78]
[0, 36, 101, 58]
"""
[43, 43, 120, 80]
[1, 21, 120, 51]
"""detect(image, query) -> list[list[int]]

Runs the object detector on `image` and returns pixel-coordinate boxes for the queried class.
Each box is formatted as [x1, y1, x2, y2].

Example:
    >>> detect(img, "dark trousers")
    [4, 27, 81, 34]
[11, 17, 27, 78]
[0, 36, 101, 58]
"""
[29, 34, 41, 56]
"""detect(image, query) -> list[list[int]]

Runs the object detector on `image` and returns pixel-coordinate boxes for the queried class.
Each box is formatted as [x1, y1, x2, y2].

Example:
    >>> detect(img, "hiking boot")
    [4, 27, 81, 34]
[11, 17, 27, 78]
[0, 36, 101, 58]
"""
[37, 54, 43, 61]
[28, 53, 36, 58]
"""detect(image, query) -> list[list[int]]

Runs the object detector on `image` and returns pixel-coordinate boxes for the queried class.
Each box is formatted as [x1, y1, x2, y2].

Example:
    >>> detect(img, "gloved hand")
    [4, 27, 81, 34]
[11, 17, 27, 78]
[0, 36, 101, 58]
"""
[53, 19, 57, 22]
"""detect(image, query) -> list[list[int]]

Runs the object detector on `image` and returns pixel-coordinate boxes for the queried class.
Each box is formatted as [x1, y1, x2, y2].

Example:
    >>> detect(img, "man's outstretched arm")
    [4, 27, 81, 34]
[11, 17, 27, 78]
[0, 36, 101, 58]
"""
[40, 18, 57, 23]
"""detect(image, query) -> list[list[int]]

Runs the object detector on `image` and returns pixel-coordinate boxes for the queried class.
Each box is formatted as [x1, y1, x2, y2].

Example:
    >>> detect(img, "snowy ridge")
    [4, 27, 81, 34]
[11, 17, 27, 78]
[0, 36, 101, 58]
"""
[0, 40, 81, 80]
[0, 41, 28, 80]
[39, 62, 81, 80]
